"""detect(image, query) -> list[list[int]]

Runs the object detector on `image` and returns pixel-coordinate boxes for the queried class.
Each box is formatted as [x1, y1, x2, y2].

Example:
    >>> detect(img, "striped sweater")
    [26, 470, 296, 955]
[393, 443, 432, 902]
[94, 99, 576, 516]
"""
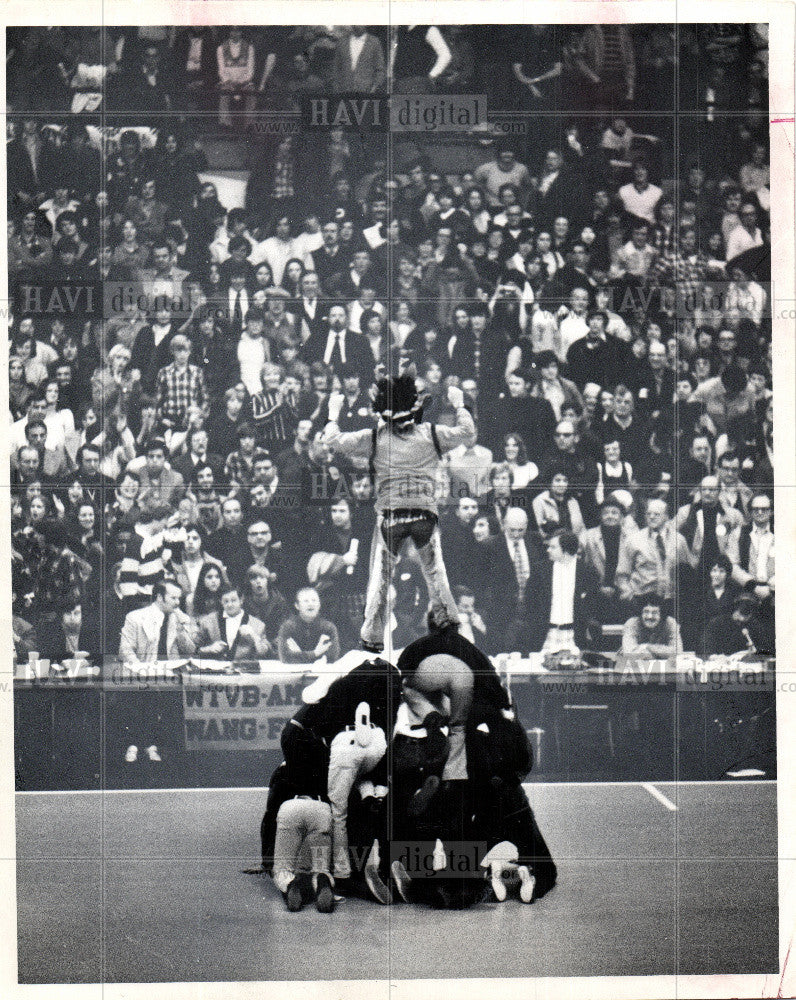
[118, 525, 187, 604]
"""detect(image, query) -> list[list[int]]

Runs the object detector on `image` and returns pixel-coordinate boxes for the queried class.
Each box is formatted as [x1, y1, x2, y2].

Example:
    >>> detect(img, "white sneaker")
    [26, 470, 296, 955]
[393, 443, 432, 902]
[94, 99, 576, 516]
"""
[145, 745, 162, 762]
[124, 745, 138, 763]
[432, 838, 447, 872]
[364, 840, 392, 905]
[391, 860, 412, 903]
[517, 865, 536, 904]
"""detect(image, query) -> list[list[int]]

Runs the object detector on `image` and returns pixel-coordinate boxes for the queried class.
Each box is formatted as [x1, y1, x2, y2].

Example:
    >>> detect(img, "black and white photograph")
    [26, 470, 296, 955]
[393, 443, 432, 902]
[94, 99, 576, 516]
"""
[2, 5, 794, 998]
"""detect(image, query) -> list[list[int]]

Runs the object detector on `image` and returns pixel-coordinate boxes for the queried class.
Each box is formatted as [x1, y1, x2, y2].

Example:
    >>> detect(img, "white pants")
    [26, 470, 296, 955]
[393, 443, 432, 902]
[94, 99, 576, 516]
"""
[327, 727, 387, 878]
[272, 797, 332, 894]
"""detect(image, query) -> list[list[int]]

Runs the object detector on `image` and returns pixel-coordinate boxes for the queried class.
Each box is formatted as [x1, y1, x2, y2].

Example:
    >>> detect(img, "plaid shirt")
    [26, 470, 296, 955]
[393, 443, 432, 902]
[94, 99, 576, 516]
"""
[653, 249, 707, 301]
[156, 363, 208, 428]
[224, 447, 271, 487]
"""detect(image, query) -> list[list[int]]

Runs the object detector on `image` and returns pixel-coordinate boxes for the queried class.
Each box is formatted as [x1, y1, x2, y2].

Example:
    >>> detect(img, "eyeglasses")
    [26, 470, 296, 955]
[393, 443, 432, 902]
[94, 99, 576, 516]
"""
[751, 505, 771, 512]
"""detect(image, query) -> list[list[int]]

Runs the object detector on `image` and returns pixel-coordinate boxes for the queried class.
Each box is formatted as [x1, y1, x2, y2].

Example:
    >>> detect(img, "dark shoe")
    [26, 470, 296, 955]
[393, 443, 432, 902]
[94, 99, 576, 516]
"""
[314, 873, 335, 913]
[285, 876, 304, 912]
[284, 872, 313, 912]
[360, 640, 383, 654]
[242, 864, 267, 875]
[407, 774, 440, 817]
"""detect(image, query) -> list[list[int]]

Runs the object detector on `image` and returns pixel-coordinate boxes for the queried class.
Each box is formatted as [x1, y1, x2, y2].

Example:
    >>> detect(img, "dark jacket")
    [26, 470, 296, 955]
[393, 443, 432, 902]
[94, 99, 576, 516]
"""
[295, 658, 403, 742]
[526, 555, 600, 652]
[397, 628, 511, 712]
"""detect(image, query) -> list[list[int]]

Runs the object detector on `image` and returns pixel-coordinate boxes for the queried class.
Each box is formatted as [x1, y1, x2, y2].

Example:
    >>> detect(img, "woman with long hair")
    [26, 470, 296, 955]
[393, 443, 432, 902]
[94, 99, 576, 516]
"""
[111, 218, 149, 277]
[282, 257, 307, 298]
[170, 523, 229, 619]
[253, 261, 275, 295]
[9, 355, 33, 419]
[192, 562, 226, 619]
[297, 361, 332, 425]
[463, 185, 492, 237]
[388, 299, 418, 352]
[595, 438, 635, 506]
[529, 350, 584, 421]
[499, 433, 539, 490]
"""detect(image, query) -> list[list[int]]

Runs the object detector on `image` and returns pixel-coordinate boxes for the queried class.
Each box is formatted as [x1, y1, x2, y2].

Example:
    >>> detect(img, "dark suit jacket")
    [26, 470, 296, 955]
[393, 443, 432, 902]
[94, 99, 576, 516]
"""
[310, 246, 350, 292]
[533, 168, 587, 229]
[7, 137, 60, 204]
[482, 533, 543, 634]
[526, 556, 600, 652]
[172, 450, 225, 487]
[300, 328, 375, 379]
[38, 619, 102, 664]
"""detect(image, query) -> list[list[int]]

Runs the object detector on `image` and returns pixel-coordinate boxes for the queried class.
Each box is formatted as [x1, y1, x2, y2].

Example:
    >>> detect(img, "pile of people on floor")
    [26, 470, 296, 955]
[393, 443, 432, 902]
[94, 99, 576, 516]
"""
[248, 618, 557, 912]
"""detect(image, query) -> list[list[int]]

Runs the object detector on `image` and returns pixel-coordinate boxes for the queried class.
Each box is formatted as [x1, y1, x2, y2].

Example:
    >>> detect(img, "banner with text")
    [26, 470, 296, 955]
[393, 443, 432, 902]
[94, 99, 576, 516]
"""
[182, 674, 313, 750]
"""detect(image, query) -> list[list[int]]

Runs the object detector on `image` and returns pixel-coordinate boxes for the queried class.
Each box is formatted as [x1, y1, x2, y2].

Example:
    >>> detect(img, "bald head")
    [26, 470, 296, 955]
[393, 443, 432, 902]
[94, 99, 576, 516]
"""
[700, 475, 720, 505]
[504, 507, 528, 539]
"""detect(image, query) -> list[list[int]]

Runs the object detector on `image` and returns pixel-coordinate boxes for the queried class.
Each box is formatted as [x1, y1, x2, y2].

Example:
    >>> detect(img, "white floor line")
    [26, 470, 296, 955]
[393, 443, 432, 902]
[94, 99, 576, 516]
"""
[642, 782, 678, 811]
[15, 779, 775, 796]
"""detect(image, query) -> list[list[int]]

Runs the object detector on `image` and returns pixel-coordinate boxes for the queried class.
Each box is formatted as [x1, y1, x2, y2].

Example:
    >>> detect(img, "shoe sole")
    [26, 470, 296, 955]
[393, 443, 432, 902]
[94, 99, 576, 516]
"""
[365, 864, 392, 904]
[315, 877, 335, 913]
[285, 881, 303, 912]
[391, 860, 412, 903]
[517, 866, 535, 904]
[490, 871, 508, 902]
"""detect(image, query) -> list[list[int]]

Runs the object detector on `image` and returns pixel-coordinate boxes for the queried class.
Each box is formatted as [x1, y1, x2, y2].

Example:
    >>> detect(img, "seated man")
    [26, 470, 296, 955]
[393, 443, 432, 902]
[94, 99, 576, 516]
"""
[119, 579, 196, 664]
[276, 587, 341, 665]
[116, 579, 195, 764]
[38, 597, 101, 664]
[621, 595, 683, 659]
[704, 593, 775, 657]
[194, 584, 270, 663]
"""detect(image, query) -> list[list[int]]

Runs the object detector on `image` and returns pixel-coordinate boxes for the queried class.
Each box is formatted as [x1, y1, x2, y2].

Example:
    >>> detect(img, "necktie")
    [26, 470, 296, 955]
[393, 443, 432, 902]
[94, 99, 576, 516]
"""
[655, 531, 666, 563]
[232, 292, 242, 331]
[332, 332, 344, 366]
[157, 613, 170, 659]
[513, 540, 529, 594]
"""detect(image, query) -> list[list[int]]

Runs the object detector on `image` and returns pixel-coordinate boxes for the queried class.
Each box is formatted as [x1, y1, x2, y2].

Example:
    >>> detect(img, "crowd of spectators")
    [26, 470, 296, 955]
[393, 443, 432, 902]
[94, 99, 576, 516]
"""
[9, 24, 775, 669]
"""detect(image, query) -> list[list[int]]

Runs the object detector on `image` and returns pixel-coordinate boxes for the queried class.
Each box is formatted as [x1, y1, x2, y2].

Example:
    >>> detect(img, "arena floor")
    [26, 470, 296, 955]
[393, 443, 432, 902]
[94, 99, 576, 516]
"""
[15, 780, 778, 984]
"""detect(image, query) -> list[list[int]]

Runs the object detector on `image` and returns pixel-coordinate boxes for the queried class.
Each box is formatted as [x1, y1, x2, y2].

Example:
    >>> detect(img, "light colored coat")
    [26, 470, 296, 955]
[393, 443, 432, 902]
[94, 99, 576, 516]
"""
[119, 603, 196, 663]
